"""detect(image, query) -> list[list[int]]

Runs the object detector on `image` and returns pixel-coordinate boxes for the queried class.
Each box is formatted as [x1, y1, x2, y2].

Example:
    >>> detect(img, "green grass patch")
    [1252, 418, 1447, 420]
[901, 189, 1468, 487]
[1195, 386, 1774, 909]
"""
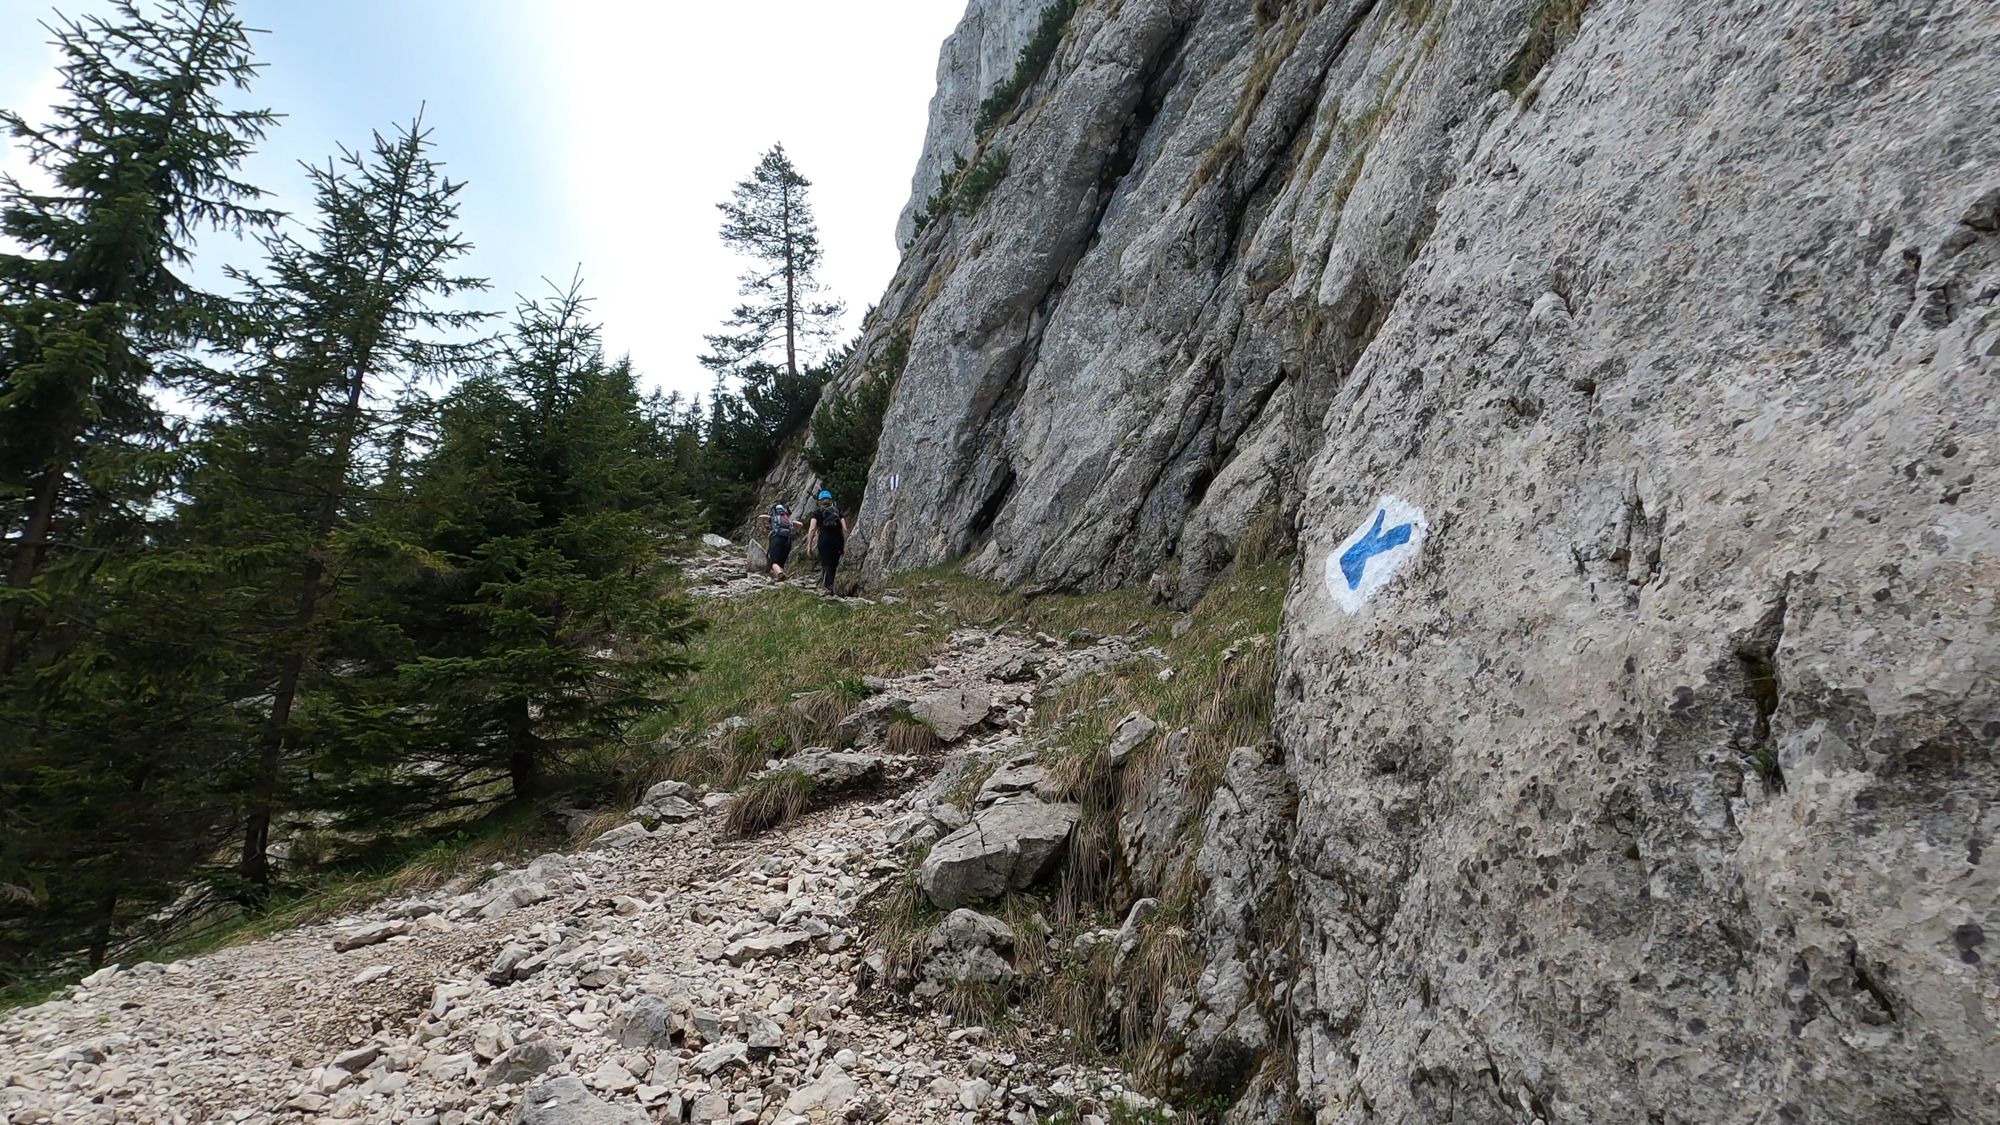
[629, 584, 942, 750]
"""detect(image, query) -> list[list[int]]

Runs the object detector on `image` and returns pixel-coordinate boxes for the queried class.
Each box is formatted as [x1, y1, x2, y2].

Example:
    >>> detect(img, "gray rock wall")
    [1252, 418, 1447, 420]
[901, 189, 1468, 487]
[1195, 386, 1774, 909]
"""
[895, 0, 1051, 248]
[1278, 1, 2000, 1120]
[804, 0, 2000, 1119]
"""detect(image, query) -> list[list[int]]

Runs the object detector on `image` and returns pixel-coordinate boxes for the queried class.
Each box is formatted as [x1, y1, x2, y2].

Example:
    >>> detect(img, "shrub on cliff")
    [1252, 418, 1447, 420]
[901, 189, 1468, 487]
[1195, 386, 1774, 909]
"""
[952, 150, 1012, 216]
[975, 0, 1082, 134]
[806, 330, 907, 518]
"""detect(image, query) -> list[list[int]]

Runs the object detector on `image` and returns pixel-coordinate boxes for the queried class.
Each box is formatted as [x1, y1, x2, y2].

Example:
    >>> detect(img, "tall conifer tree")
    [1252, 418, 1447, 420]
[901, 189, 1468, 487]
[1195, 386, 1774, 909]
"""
[0, 0, 273, 969]
[385, 283, 697, 813]
[188, 114, 487, 887]
[701, 144, 843, 381]
[0, 0, 274, 673]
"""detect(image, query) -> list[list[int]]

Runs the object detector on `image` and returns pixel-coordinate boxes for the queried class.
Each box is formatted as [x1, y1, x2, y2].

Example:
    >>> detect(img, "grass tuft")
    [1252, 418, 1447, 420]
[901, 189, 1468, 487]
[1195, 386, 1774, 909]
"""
[724, 769, 817, 836]
[886, 712, 943, 756]
[1502, 0, 1593, 99]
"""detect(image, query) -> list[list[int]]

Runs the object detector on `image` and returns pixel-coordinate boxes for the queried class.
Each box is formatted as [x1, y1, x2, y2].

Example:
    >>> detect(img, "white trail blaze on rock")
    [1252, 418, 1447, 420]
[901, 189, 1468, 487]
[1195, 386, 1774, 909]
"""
[1323, 494, 1428, 614]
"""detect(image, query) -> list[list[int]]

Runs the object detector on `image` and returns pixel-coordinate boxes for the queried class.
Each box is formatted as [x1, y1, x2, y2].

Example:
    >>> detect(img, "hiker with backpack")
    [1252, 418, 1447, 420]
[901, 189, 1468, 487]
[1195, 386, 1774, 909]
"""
[806, 490, 848, 594]
[766, 503, 796, 579]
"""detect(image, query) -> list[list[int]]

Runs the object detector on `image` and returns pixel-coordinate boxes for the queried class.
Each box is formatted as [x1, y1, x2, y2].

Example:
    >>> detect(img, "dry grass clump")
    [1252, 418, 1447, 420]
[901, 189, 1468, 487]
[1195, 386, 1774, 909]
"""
[653, 720, 779, 793]
[790, 684, 857, 737]
[859, 557, 1292, 1096]
[941, 757, 1000, 812]
[1504, 0, 1593, 99]
[1236, 501, 1291, 566]
[723, 769, 816, 836]
[885, 712, 943, 756]
[866, 849, 941, 986]
[569, 807, 634, 846]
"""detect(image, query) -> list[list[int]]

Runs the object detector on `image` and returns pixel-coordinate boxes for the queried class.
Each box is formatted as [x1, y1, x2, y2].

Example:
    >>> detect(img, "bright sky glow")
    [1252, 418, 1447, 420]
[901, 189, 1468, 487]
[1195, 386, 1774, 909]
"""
[0, 0, 961, 399]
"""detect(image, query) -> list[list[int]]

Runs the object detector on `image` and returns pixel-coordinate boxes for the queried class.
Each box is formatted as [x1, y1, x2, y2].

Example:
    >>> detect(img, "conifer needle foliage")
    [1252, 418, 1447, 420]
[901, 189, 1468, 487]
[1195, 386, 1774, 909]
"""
[0, 1, 705, 979]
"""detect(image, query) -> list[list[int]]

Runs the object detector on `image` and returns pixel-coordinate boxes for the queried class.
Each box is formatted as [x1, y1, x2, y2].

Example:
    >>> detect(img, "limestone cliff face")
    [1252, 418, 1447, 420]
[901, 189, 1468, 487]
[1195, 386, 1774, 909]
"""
[895, 0, 1050, 248]
[819, 0, 2000, 1120]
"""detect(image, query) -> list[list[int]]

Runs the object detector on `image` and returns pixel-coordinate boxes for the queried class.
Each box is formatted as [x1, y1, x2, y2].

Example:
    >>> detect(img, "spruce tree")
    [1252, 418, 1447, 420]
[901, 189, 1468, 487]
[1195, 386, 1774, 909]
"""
[0, 543, 248, 969]
[0, 0, 275, 974]
[692, 146, 849, 529]
[701, 144, 844, 381]
[385, 283, 697, 814]
[0, 0, 275, 674]
[186, 114, 487, 887]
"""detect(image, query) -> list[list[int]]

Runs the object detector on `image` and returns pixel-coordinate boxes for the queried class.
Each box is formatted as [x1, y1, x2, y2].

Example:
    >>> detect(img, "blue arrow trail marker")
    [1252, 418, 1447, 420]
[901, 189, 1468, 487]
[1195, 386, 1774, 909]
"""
[1339, 509, 1413, 589]
[1325, 494, 1428, 614]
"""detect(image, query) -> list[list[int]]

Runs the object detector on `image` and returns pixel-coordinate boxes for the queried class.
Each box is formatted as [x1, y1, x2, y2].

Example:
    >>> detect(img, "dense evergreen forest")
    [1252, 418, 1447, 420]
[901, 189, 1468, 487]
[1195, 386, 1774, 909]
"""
[0, 0, 886, 982]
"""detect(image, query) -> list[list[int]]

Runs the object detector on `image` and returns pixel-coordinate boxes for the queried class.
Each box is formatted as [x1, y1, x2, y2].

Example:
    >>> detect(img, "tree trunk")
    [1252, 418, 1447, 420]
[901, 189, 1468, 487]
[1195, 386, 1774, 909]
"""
[237, 552, 322, 886]
[85, 892, 118, 969]
[507, 697, 538, 800]
[0, 460, 67, 674]
[782, 188, 798, 380]
[238, 344, 373, 886]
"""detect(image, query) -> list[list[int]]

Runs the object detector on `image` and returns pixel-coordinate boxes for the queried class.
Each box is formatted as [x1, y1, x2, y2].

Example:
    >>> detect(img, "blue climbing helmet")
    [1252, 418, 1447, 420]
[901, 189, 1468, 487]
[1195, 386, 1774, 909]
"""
[817, 490, 832, 502]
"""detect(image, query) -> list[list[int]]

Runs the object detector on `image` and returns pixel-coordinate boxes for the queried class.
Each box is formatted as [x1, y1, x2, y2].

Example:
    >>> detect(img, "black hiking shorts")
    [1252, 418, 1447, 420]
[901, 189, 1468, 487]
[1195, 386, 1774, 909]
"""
[769, 534, 792, 567]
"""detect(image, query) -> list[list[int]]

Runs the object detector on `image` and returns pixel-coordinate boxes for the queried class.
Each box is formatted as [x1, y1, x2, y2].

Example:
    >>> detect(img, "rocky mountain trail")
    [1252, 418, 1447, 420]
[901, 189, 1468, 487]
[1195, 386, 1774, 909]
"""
[0, 571, 1177, 1125]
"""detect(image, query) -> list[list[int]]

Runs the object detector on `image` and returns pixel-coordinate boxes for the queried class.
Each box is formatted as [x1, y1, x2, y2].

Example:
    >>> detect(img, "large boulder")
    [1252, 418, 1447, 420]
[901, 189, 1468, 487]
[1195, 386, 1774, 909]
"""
[722, 930, 812, 966]
[907, 687, 992, 742]
[604, 995, 674, 1049]
[785, 751, 887, 792]
[641, 780, 695, 805]
[628, 795, 701, 827]
[1173, 744, 1295, 1098]
[919, 797, 1078, 908]
[330, 920, 408, 953]
[512, 1076, 647, 1124]
[462, 853, 583, 921]
[481, 1040, 563, 1087]
[974, 756, 1047, 806]
[1117, 727, 1192, 898]
[783, 1063, 861, 1118]
[1104, 711, 1157, 766]
[914, 908, 1017, 998]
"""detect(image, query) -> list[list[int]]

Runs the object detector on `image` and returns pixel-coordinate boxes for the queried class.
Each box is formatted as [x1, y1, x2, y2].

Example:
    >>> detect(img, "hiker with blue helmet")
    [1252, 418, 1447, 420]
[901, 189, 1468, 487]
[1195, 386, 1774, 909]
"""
[806, 490, 848, 594]
[766, 503, 795, 579]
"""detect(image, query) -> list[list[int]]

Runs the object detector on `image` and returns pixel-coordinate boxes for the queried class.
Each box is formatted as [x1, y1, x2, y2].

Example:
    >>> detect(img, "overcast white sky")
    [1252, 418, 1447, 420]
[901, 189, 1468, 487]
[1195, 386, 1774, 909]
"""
[0, 0, 963, 400]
